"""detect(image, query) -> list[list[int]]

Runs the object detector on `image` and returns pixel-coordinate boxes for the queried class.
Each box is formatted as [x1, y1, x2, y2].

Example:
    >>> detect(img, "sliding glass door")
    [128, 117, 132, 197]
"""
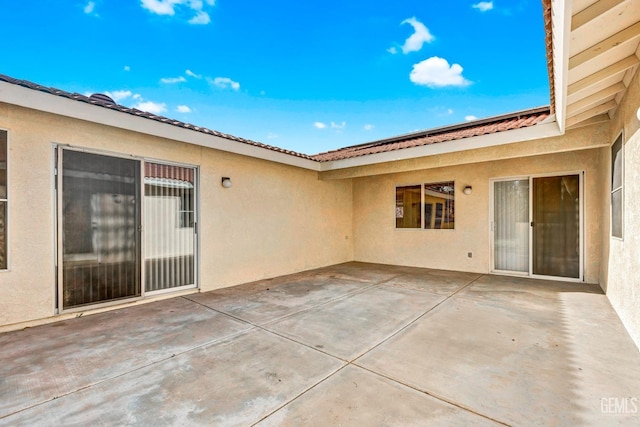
[60, 150, 141, 308]
[532, 175, 580, 278]
[144, 162, 197, 293]
[493, 179, 530, 273]
[58, 148, 197, 310]
[492, 173, 582, 280]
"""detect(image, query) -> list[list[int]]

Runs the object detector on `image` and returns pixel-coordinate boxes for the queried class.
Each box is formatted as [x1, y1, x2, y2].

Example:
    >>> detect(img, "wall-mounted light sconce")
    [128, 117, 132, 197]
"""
[221, 177, 232, 188]
[463, 185, 472, 195]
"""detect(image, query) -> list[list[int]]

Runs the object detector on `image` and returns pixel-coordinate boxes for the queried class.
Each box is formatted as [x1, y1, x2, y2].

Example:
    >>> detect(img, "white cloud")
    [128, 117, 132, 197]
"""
[134, 101, 167, 114]
[447, 109, 454, 115]
[267, 133, 278, 139]
[84, 1, 95, 14]
[140, 0, 216, 24]
[141, 0, 178, 15]
[472, 1, 494, 12]
[314, 122, 327, 129]
[189, 11, 210, 24]
[387, 47, 398, 55]
[133, 93, 142, 100]
[124, 65, 131, 72]
[400, 17, 435, 54]
[364, 124, 374, 131]
[410, 56, 471, 88]
[331, 121, 346, 130]
[185, 69, 201, 79]
[160, 76, 187, 84]
[212, 77, 240, 91]
[465, 115, 478, 121]
[105, 90, 133, 102]
[176, 105, 192, 113]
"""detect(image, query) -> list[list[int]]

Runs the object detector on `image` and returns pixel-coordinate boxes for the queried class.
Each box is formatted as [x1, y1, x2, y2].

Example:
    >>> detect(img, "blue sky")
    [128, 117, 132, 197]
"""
[1, 1, 548, 154]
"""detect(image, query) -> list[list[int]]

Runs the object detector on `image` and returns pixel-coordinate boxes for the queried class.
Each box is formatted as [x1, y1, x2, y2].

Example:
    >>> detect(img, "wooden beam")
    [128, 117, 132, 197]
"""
[567, 82, 626, 117]
[572, 0, 626, 31]
[566, 114, 610, 130]
[569, 22, 640, 70]
[565, 100, 617, 128]
[568, 55, 639, 96]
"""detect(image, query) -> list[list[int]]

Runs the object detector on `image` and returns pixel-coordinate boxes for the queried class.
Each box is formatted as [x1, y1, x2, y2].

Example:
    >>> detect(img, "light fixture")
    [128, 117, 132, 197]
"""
[221, 177, 232, 188]
[463, 185, 472, 195]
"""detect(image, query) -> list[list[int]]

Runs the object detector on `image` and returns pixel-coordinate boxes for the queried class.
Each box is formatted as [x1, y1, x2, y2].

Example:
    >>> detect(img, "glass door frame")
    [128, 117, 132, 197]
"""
[489, 171, 584, 282]
[143, 157, 199, 297]
[55, 145, 199, 313]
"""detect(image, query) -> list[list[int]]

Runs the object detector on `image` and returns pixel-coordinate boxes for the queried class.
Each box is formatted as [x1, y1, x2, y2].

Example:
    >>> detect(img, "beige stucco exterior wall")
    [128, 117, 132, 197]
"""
[601, 66, 640, 349]
[352, 149, 604, 283]
[0, 103, 353, 327]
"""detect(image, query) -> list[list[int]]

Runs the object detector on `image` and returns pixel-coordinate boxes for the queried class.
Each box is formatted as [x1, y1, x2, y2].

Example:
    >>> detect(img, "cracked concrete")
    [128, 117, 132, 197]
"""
[1, 262, 639, 426]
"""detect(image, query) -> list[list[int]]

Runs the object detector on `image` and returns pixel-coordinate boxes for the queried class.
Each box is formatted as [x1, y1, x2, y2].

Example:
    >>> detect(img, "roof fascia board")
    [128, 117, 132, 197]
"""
[318, 120, 562, 171]
[0, 81, 322, 172]
[552, 0, 572, 133]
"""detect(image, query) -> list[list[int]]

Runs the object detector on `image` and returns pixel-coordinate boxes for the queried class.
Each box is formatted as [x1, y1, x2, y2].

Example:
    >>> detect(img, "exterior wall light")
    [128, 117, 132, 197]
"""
[463, 185, 472, 195]
[221, 177, 232, 188]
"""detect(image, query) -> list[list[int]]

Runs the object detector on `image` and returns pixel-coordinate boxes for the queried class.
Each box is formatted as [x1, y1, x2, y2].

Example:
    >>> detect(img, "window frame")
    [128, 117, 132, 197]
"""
[611, 132, 624, 240]
[394, 180, 456, 230]
[395, 184, 422, 229]
[0, 128, 8, 271]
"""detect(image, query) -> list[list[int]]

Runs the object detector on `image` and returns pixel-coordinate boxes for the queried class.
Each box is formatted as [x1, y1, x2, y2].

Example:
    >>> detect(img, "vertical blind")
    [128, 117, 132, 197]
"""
[144, 162, 196, 292]
[494, 180, 530, 272]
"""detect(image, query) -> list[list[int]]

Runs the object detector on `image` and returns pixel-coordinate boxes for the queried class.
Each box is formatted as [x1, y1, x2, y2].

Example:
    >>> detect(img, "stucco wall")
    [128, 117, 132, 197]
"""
[602, 66, 640, 349]
[352, 149, 604, 283]
[0, 104, 353, 327]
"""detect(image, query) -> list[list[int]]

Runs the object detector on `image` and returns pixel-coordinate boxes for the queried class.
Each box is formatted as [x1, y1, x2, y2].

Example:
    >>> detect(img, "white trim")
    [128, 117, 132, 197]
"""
[551, 0, 573, 133]
[610, 131, 624, 240]
[490, 170, 585, 282]
[319, 121, 562, 171]
[0, 81, 567, 173]
[0, 81, 322, 172]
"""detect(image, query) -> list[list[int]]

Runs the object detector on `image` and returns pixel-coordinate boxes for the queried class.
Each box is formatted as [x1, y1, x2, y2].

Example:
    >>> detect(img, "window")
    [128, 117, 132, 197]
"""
[611, 133, 623, 238]
[396, 185, 421, 228]
[395, 181, 455, 229]
[424, 181, 455, 229]
[0, 130, 7, 269]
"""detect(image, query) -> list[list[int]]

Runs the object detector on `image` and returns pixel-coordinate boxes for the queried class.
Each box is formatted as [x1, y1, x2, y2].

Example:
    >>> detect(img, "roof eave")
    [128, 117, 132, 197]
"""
[0, 80, 322, 171]
[318, 119, 562, 171]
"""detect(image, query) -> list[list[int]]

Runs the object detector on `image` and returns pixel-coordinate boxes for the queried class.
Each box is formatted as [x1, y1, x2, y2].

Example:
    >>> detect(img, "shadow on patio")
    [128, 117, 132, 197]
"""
[1, 262, 639, 426]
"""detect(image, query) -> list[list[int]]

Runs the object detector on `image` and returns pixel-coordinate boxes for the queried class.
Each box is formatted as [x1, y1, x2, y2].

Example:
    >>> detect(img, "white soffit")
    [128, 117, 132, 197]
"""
[564, 0, 640, 129]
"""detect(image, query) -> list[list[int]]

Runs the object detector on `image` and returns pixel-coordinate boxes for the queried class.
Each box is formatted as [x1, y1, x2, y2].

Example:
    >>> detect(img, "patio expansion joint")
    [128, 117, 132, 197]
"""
[249, 364, 351, 426]
[350, 273, 486, 362]
[0, 316, 259, 421]
[344, 273, 513, 426]
[350, 364, 512, 426]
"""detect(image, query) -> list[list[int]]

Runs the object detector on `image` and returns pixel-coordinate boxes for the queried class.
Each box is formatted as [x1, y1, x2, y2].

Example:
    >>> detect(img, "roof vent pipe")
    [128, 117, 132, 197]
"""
[89, 93, 115, 104]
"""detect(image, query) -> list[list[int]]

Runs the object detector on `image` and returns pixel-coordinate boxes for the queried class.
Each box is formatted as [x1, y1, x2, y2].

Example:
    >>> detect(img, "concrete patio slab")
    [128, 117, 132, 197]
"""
[264, 285, 445, 360]
[1, 329, 344, 426]
[1, 263, 639, 426]
[0, 297, 250, 417]
[187, 272, 372, 325]
[257, 365, 502, 426]
[385, 267, 482, 295]
[356, 276, 640, 426]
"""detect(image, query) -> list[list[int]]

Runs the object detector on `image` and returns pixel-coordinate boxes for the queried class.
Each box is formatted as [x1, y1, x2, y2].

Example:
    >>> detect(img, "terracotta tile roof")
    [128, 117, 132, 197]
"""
[311, 107, 552, 162]
[0, 74, 552, 164]
[0, 74, 314, 161]
[542, 0, 555, 115]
